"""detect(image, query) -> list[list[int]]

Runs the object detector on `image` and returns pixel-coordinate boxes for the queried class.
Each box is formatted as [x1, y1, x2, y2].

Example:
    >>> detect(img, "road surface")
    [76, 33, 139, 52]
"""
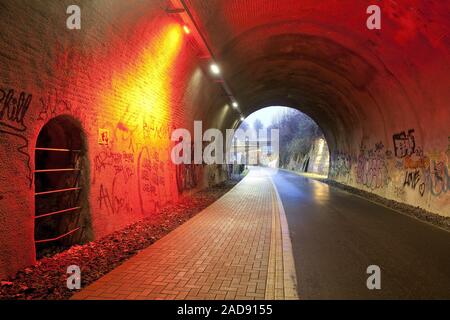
[272, 169, 450, 299]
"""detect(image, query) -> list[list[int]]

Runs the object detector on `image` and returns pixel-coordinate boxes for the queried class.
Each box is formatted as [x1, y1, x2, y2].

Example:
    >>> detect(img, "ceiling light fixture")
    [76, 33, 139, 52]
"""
[210, 63, 221, 75]
[183, 25, 191, 34]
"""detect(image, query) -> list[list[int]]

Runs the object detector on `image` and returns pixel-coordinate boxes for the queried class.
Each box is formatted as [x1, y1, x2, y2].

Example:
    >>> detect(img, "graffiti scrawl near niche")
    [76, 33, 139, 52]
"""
[93, 148, 134, 185]
[0, 89, 32, 131]
[97, 178, 132, 216]
[393, 129, 416, 158]
[38, 92, 69, 122]
[0, 88, 33, 187]
[137, 147, 166, 215]
[38, 90, 94, 131]
[114, 107, 140, 153]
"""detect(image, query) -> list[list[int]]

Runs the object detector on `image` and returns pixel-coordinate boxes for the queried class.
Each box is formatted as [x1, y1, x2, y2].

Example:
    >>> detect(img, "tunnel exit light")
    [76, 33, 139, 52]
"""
[210, 63, 221, 75]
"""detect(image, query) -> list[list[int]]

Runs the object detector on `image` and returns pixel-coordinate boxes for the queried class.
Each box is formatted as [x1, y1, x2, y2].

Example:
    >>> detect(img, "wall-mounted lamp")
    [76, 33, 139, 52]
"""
[170, 0, 240, 116]
[210, 63, 221, 75]
[183, 25, 191, 34]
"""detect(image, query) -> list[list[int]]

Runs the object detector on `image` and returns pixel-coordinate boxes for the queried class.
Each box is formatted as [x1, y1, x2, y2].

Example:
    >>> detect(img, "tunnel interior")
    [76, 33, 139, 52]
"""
[183, 0, 449, 216]
[0, 0, 448, 278]
[34, 116, 92, 258]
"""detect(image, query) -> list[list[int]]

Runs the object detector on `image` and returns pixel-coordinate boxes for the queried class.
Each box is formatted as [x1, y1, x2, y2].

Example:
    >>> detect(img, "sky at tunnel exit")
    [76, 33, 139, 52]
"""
[244, 106, 290, 128]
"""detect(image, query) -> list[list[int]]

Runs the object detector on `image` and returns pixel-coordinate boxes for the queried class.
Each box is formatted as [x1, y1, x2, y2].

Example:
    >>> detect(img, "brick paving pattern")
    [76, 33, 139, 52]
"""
[72, 168, 298, 300]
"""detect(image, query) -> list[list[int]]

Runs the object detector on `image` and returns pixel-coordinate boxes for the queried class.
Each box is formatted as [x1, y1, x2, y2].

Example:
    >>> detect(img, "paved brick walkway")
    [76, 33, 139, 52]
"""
[72, 167, 298, 300]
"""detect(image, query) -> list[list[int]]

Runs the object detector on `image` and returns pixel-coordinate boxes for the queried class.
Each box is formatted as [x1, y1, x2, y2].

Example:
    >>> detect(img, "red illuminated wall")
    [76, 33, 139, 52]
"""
[0, 0, 230, 277]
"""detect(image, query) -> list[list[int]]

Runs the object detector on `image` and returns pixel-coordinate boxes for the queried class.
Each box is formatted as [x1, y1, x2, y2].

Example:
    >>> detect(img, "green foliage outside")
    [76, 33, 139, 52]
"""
[268, 109, 324, 168]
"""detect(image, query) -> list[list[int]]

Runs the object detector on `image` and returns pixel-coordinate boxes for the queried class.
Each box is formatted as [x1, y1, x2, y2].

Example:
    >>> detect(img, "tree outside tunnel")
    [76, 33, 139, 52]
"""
[234, 107, 330, 176]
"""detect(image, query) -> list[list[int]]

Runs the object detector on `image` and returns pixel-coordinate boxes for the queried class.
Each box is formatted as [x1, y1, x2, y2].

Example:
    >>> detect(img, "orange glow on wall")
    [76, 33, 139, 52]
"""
[101, 23, 184, 149]
[90, 21, 189, 225]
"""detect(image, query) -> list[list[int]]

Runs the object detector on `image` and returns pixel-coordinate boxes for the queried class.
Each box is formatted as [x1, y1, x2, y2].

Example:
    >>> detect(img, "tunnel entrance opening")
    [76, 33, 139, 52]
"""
[236, 107, 330, 176]
[34, 116, 92, 259]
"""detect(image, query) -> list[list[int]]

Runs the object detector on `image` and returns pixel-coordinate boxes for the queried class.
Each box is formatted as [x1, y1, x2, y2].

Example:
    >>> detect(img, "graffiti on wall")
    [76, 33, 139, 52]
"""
[97, 181, 132, 216]
[93, 148, 135, 185]
[393, 129, 416, 158]
[176, 163, 198, 192]
[207, 165, 217, 186]
[0, 89, 32, 131]
[396, 130, 449, 198]
[94, 110, 139, 217]
[137, 146, 169, 215]
[428, 160, 449, 196]
[403, 169, 426, 196]
[38, 91, 92, 127]
[330, 152, 352, 180]
[392, 130, 450, 199]
[447, 137, 450, 162]
[356, 142, 388, 190]
[93, 106, 189, 218]
[329, 128, 449, 204]
[143, 116, 174, 140]
[175, 143, 199, 193]
[114, 107, 140, 153]
[392, 129, 449, 199]
[0, 88, 33, 187]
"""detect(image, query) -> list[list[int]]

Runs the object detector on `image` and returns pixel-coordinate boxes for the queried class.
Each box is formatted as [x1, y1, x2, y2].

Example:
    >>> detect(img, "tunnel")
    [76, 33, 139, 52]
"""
[234, 106, 330, 175]
[0, 0, 449, 281]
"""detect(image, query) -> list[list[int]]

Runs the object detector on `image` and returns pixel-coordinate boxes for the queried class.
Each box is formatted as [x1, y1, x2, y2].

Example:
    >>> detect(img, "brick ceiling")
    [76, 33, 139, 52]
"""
[184, 0, 450, 151]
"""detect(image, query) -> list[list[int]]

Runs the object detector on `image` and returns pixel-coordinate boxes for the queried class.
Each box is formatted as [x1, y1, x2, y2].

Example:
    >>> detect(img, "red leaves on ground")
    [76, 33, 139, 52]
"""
[0, 179, 240, 300]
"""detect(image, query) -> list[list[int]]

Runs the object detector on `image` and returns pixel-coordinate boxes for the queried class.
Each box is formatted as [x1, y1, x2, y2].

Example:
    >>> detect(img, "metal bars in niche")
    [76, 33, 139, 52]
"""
[34, 148, 83, 244]
[34, 117, 87, 256]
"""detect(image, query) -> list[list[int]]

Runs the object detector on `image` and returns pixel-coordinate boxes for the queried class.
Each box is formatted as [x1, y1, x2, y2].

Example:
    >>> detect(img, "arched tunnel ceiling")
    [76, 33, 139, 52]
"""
[184, 0, 450, 153]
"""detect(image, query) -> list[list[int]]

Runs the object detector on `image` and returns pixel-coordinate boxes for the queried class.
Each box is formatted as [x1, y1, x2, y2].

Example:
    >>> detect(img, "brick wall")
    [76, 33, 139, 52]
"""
[0, 0, 230, 277]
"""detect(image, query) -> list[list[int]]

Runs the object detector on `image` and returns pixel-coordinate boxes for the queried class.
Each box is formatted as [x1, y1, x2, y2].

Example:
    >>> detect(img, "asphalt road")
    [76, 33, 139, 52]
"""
[271, 169, 450, 299]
